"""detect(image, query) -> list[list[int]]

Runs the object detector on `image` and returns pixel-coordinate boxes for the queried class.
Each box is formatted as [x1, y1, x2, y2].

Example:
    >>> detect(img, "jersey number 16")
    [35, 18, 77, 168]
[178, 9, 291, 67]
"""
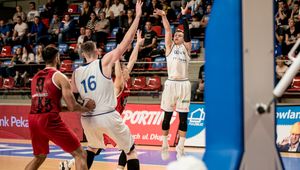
[81, 75, 97, 93]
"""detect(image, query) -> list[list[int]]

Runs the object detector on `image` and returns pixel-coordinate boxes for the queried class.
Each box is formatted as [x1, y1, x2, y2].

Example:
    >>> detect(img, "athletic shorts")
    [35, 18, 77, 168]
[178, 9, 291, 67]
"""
[161, 79, 191, 112]
[81, 111, 134, 153]
[28, 113, 81, 155]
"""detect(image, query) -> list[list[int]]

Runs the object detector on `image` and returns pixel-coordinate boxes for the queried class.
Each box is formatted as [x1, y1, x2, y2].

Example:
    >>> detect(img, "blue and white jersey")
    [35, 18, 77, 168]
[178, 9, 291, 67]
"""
[74, 59, 116, 116]
[166, 43, 190, 80]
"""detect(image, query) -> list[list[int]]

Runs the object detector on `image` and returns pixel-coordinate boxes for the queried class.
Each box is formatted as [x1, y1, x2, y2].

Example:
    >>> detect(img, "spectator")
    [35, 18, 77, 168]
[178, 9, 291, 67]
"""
[200, 4, 211, 34]
[103, 0, 112, 18]
[48, 13, 61, 43]
[117, 9, 134, 43]
[12, 16, 28, 45]
[27, 2, 40, 23]
[110, 0, 124, 18]
[147, 0, 162, 24]
[0, 19, 10, 46]
[170, 0, 185, 13]
[21, 45, 35, 64]
[58, 14, 76, 44]
[13, 5, 27, 23]
[275, 56, 288, 82]
[276, 0, 290, 26]
[189, 15, 201, 37]
[95, 11, 110, 45]
[83, 28, 96, 43]
[275, 24, 285, 57]
[188, 0, 202, 17]
[11, 47, 24, 65]
[79, 0, 92, 27]
[284, 19, 299, 55]
[27, 16, 48, 45]
[290, 1, 300, 23]
[94, 0, 104, 17]
[41, 0, 55, 19]
[86, 11, 99, 32]
[162, 2, 176, 21]
[277, 122, 300, 152]
[77, 27, 86, 50]
[34, 44, 44, 64]
[123, 0, 135, 12]
[139, 21, 157, 58]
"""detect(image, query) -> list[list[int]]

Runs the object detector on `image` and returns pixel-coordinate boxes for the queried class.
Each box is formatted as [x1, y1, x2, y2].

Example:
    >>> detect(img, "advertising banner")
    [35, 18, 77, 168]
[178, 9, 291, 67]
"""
[122, 104, 179, 146]
[184, 103, 206, 147]
[0, 105, 83, 141]
[276, 105, 300, 153]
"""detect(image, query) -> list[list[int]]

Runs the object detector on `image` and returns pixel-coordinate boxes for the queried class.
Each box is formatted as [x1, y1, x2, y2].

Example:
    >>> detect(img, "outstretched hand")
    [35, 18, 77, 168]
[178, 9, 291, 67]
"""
[136, 30, 144, 46]
[135, 0, 143, 17]
[153, 9, 166, 17]
[181, 4, 189, 16]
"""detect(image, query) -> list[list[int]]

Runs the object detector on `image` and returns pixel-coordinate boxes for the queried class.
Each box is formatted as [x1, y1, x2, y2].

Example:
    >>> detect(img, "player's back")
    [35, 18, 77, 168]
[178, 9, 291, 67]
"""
[30, 68, 62, 114]
[74, 59, 116, 115]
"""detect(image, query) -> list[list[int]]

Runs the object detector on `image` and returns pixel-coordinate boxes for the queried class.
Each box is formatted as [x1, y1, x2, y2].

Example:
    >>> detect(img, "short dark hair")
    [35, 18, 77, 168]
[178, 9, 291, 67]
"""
[80, 41, 97, 58]
[42, 46, 59, 64]
[29, 2, 36, 7]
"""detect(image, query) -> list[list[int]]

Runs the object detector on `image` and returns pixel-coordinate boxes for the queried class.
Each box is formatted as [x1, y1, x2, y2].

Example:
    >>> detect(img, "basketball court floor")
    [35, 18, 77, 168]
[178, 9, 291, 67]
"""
[0, 139, 299, 170]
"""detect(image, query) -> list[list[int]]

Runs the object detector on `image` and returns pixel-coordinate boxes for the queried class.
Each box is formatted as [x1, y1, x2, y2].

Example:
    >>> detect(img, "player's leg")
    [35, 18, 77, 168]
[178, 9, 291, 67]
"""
[26, 114, 49, 170]
[46, 113, 87, 170]
[175, 81, 191, 159]
[160, 80, 176, 160]
[126, 145, 140, 170]
[25, 154, 47, 170]
[81, 116, 106, 169]
[105, 111, 140, 170]
[176, 113, 188, 159]
[117, 150, 127, 170]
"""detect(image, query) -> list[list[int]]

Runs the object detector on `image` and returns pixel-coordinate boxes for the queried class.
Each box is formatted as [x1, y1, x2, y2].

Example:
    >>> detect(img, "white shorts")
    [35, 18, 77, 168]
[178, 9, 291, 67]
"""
[81, 111, 134, 153]
[161, 79, 191, 112]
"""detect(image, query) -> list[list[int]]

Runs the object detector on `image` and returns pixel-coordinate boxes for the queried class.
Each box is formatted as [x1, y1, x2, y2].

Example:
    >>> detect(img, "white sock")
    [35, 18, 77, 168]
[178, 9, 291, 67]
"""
[178, 137, 186, 148]
[162, 135, 169, 147]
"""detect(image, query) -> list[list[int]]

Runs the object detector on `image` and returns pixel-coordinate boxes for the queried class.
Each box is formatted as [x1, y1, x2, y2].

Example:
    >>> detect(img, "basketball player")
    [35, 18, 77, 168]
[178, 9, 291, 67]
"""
[61, 30, 144, 170]
[154, 6, 192, 160]
[25, 46, 96, 170]
[69, 1, 143, 169]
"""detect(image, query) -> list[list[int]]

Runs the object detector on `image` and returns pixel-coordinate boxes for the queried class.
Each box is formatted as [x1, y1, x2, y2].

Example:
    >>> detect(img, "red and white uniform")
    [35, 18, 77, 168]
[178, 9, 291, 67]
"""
[29, 68, 80, 155]
[116, 84, 130, 114]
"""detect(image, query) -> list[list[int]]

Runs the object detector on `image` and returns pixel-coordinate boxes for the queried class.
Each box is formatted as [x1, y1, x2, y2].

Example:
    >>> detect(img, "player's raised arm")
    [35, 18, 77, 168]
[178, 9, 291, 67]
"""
[126, 30, 144, 73]
[181, 5, 192, 53]
[102, 0, 143, 67]
[154, 9, 172, 55]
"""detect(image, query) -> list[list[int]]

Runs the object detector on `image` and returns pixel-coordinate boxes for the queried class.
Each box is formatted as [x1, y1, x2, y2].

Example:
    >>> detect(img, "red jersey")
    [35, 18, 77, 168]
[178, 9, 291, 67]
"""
[30, 68, 62, 114]
[115, 84, 130, 114]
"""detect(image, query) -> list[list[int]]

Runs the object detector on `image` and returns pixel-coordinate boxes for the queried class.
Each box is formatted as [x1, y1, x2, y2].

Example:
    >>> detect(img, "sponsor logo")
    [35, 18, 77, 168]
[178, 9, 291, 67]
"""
[188, 108, 205, 126]
[122, 110, 177, 125]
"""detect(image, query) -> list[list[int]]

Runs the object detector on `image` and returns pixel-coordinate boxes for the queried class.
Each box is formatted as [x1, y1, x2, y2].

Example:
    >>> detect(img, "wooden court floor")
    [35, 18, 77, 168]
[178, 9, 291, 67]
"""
[1, 138, 300, 170]
[0, 139, 203, 170]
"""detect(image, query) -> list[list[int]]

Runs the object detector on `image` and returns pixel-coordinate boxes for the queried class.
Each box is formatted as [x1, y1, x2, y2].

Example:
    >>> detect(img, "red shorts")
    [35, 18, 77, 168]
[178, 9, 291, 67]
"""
[28, 113, 80, 155]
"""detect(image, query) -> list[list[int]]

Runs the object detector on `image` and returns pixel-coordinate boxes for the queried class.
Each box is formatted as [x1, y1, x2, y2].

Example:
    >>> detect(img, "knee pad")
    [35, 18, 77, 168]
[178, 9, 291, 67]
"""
[179, 112, 188, 132]
[162, 111, 173, 130]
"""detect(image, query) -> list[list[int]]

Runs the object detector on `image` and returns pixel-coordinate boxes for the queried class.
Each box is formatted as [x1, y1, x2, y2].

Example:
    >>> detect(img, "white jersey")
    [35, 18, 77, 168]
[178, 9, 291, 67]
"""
[166, 43, 190, 80]
[74, 59, 116, 116]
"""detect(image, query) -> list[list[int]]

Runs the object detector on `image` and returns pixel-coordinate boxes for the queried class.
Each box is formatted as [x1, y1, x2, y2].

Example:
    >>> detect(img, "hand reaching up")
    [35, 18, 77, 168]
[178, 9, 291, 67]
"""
[135, 0, 143, 17]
